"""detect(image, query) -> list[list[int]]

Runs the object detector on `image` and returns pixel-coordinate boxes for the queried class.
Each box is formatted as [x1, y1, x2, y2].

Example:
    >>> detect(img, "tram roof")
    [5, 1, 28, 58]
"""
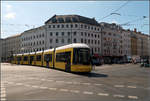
[44, 48, 54, 52]
[56, 43, 90, 50]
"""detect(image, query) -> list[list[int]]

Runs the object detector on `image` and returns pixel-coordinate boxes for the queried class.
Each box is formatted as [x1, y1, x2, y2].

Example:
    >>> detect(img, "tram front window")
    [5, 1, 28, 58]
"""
[73, 48, 90, 65]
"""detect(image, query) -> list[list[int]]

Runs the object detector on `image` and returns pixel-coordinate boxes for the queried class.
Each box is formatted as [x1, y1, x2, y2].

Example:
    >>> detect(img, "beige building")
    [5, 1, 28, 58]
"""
[1, 34, 21, 62]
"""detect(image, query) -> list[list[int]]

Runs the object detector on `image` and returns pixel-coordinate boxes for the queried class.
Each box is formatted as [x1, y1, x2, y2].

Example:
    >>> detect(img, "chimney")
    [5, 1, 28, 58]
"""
[134, 28, 137, 32]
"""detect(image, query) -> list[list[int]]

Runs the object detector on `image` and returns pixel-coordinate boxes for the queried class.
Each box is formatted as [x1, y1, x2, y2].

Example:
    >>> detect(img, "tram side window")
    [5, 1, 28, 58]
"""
[17, 57, 21, 61]
[44, 54, 52, 62]
[24, 56, 28, 61]
[36, 55, 41, 61]
[56, 52, 71, 62]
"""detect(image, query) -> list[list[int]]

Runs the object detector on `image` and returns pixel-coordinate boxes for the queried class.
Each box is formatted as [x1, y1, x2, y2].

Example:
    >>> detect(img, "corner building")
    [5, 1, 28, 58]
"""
[44, 15, 102, 54]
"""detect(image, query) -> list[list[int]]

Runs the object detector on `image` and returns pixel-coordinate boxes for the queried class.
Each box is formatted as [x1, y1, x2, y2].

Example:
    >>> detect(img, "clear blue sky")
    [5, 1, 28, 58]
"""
[1, 1, 149, 38]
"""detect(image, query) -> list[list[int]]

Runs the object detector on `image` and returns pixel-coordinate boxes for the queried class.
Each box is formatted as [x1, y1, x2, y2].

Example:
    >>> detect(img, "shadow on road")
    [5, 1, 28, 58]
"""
[72, 72, 108, 78]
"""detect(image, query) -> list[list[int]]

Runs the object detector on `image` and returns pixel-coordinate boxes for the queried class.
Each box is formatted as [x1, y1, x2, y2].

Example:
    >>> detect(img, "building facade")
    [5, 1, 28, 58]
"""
[21, 26, 45, 53]
[1, 34, 21, 62]
[44, 15, 102, 54]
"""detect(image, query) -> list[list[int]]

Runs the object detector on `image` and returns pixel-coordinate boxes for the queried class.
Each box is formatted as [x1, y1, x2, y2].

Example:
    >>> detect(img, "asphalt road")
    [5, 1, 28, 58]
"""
[1, 63, 150, 101]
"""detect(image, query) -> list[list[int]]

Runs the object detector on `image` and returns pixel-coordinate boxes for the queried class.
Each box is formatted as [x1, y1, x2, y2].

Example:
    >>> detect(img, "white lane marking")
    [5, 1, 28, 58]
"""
[66, 82, 72, 84]
[70, 90, 80, 93]
[56, 81, 65, 83]
[114, 85, 125, 88]
[40, 86, 48, 89]
[1, 93, 6, 97]
[1, 90, 6, 94]
[82, 83, 91, 85]
[113, 94, 125, 98]
[127, 86, 137, 88]
[128, 96, 138, 99]
[32, 85, 39, 88]
[41, 79, 46, 81]
[48, 88, 57, 91]
[60, 89, 68, 92]
[16, 83, 23, 85]
[97, 93, 109, 96]
[0, 98, 6, 101]
[83, 91, 93, 95]
[94, 83, 103, 86]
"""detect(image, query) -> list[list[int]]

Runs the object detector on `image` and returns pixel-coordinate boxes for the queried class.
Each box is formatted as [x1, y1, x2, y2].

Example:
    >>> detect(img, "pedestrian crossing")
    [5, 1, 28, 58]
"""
[0, 83, 6, 101]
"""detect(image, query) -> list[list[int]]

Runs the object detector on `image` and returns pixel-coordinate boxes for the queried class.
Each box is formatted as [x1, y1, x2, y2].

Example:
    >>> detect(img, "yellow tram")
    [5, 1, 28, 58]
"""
[12, 43, 92, 72]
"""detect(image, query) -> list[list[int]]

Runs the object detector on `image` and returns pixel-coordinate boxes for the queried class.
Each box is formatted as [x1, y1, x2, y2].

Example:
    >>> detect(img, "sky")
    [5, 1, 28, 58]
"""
[1, 1, 149, 38]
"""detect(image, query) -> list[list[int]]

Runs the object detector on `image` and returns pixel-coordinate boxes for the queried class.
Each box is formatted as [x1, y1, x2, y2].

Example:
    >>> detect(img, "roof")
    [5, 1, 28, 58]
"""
[56, 43, 90, 50]
[44, 48, 54, 52]
[45, 14, 100, 26]
[5, 33, 21, 39]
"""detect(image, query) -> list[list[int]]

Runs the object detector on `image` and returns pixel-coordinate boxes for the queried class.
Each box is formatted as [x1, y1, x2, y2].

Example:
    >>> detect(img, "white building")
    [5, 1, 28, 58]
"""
[21, 26, 46, 53]
[44, 15, 102, 54]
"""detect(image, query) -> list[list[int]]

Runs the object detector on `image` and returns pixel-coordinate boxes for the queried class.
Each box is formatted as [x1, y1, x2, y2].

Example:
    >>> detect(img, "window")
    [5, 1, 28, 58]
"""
[53, 25, 55, 28]
[95, 40, 97, 44]
[50, 32, 53, 36]
[62, 32, 64, 36]
[56, 39, 59, 43]
[70, 24, 73, 28]
[68, 39, 71, 43]
[57, 25, 60, 28]
[56, 32, 59, 36]
[36, 55, 41, 61]
[75, 24, 78, 28]
[81, 32, 83, 36]
[81, 24, 83, 28]
[81, 38, 83, 43]
[44, 54, 52, 62]
[88, 33, 90, 37]
[73, 48, 90, 65]
[56, 52, 71, 62]
[43, 41, 44, 44]
[84, 39, 87, 43]
[95, 34, 97, 38]
[91, 34, 93, 37]
[88, 39, 90, 44]
[74, 38, 77, 43]
[68, 32, 70, 36]
[66, 24, 69, 28]
[23, 56, 28, 61]
[74, 32, 76, 36]
[49, 25, 51, 28]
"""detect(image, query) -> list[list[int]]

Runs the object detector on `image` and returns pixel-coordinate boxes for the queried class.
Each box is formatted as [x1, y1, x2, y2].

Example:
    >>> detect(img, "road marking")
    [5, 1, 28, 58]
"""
[128, 96, 138, 99]
[60, 89, 68, 92]
[16, 83, 23, 85]
[94, 83, 103, 86]
[70, 90, 80, 93]
[0, 98, 6, 101]
[32, 85, 39, 88]
[114, 85, 125, 88]
[82, 83, 91, 85]
[40, 86, 48, 89]
[1, 94, 6, 97]
[83, 91, 93, 95]
[41, 79, 46, 81]
[127, 86, 137, 88]
[113, 94, 125, 98]
[56, 81, 64, 83]
[48, 88, 57, 91]
[97, 93, 109, 96]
